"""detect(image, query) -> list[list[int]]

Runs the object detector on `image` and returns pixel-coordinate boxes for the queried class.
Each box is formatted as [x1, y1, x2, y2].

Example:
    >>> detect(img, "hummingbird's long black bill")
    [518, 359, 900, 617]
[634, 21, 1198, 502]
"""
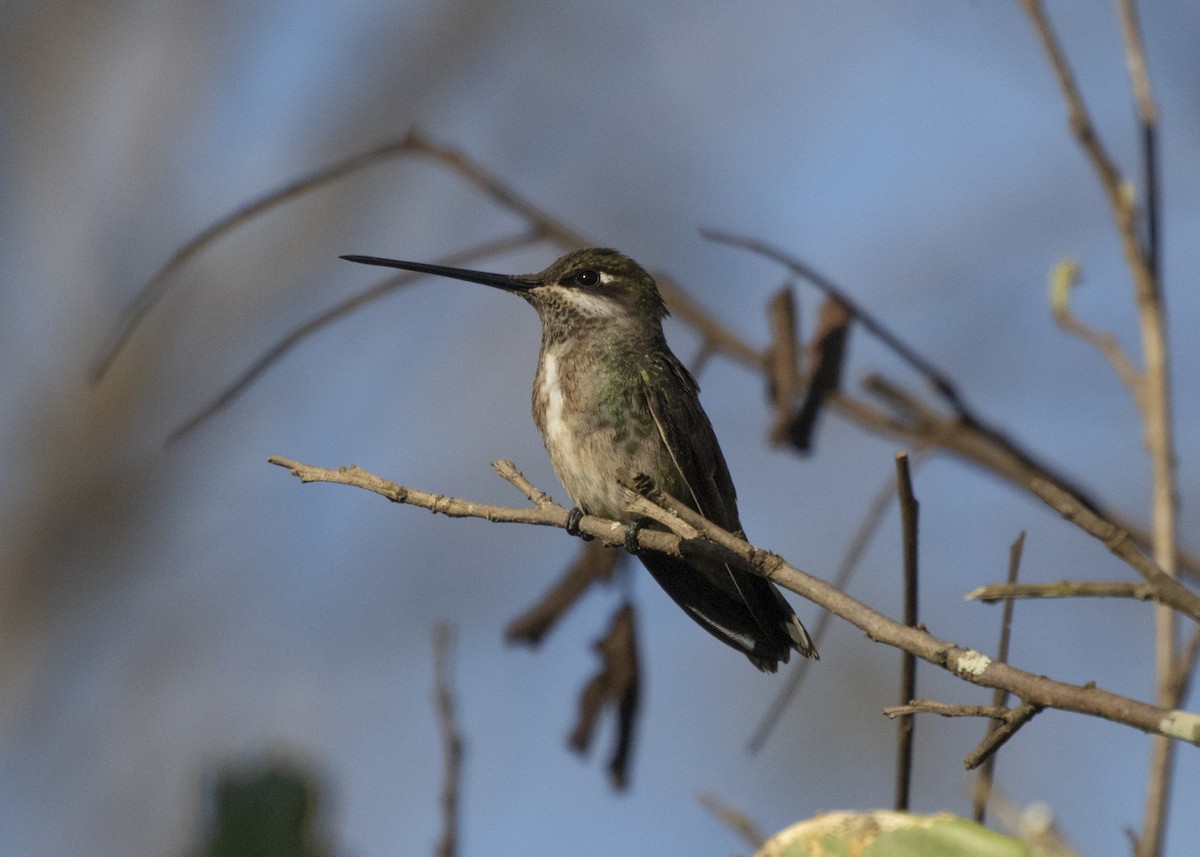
[340, 255, 534, 292]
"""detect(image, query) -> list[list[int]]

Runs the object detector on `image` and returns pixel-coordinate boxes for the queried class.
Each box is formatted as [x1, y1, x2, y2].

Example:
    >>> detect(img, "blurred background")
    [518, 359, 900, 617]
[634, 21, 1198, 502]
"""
[2, 1, 1199, 854]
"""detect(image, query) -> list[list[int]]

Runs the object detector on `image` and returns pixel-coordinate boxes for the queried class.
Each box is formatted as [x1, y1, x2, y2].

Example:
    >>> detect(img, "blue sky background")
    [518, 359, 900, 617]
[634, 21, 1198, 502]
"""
[2, 1, 1199, 855]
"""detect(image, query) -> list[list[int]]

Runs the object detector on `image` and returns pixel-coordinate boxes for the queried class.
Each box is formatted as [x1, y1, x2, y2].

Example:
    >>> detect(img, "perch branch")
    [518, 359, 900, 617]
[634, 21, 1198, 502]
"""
[267, 456, 1200, 748]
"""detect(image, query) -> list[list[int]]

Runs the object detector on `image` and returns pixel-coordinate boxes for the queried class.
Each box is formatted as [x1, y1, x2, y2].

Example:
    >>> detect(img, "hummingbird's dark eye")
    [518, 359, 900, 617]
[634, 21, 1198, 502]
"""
[573, 269, 600, 287]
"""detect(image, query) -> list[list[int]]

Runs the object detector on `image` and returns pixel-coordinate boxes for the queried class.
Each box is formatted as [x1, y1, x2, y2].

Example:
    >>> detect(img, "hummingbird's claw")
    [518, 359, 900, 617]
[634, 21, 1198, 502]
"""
[565, 507, 593, 541]
[623, 520, 642, 554]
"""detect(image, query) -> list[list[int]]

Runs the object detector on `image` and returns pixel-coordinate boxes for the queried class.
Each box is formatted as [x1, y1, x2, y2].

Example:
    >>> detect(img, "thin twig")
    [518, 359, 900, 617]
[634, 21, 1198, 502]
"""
[1117, 0, 1160, 279]
[1003, 7, 1177, 851]
[505, 542, 622, 646]
[165, 230, 538, 444]
[92, 135, 423, 382]
[702, 228, 968, 413]
[1049, 258, 1144, 401]
[787, 296, 852, 451]
[569, 602, 640, 790]
[975, 532, 1025, 822]
[966, 580, 1159, 604]
[1017, 1, 1135, 247]
[766, 286, 800, 445]
[492, 459, 557, 507]
[433, 625, 463, 857]
[1028, 479, 1199, 624]
[894, 452, 919, 812]
[749, 458, 918, 752]
[108, 128, 1200, 587]
[964, 703, 1043, 771]
[269, 456, 1200, 745]
[884, 701, 1015, 720]
[696, 791, 766, 852]
[881, 696, 1044, 771]
[1167, 626, 1200, 707]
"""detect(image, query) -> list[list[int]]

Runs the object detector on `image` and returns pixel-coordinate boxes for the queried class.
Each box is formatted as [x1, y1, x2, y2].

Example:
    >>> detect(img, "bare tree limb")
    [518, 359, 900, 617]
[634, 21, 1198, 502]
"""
[702, 228, 967, 413]
[105, 129, 1200, 591]
[267, 455, 1200, 748]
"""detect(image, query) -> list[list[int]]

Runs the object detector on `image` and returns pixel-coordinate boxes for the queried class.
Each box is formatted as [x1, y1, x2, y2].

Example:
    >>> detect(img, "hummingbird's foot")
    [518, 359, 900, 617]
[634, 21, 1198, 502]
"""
[565, 507, 593, 541]
[623, 520, 642, 554]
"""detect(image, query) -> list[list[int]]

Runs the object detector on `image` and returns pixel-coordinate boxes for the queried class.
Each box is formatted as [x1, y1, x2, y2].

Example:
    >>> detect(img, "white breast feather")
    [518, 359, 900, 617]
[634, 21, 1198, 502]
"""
[538, 349, 625, 517]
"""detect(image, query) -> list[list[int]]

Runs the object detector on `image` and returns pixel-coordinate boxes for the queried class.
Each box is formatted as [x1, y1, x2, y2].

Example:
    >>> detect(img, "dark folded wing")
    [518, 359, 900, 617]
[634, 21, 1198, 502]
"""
[636, 351, 809, 669]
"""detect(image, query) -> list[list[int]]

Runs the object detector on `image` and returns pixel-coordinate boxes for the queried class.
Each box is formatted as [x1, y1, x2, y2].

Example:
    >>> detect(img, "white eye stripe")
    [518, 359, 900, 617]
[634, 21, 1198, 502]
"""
[565, 290, 619, 317]
[598, 272, 615, 285]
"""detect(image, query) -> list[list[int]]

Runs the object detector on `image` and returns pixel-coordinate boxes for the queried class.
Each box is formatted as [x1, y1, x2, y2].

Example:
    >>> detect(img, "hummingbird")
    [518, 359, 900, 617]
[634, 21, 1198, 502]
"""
[341, 248, 816, 670]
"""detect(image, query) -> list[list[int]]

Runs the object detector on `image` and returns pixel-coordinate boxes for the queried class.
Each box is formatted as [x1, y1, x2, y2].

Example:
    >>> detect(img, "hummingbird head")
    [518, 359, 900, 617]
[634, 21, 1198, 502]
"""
[340, 247, 668, 339]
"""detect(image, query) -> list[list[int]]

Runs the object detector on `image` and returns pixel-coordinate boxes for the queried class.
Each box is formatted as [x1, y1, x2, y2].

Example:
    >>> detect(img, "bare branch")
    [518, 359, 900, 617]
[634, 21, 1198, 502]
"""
[1018, 4, 1178, 851]
[433, 625, 463, 857]
[166, 231, 537, 444]
[974, 531, 1026, 823]
[964, 703, 1043, 771]
[1017, 1, 1137, 253]
[884, 701, 1013, 720]
[882, 696, 1043, 771]
[765, 286, 800, 446]
[505, 542, 621, 646]
[1117, 0, 1160, 277]
[1029, 479, 1200, 624]
[750, 458, 917, 752]
[1049, 258, 1144, 400]
[492, 459, 557, 507]
[569, 602, 640, 790]
[966, 580, 1158, 604]
[268, 456, 1200, 747]
[92, 135, 422, 382]
[696, 791, 766, 852]
[787, 296, 851, 451]
[702, 228, 967, 412]
[894, 452, 919, 813]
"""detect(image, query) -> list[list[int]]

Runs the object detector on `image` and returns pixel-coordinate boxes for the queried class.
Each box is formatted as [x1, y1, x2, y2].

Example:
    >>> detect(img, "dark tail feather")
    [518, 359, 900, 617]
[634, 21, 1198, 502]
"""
[637, 553, 814, 671]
